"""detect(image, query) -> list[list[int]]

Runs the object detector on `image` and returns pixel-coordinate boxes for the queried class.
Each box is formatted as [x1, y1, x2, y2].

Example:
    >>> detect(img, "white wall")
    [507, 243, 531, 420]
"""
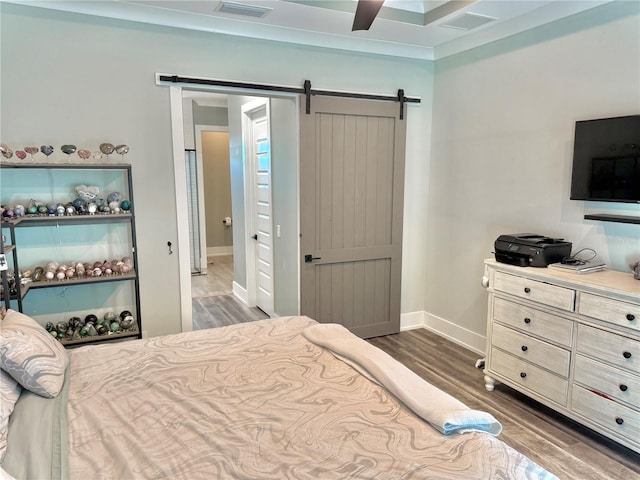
[0, 3, 433, 336]
[427, 1, 640, 343]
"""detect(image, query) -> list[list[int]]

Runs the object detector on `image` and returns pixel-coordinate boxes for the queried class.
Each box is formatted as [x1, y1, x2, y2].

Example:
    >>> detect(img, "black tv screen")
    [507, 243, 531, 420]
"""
[570, 115, 640, 203]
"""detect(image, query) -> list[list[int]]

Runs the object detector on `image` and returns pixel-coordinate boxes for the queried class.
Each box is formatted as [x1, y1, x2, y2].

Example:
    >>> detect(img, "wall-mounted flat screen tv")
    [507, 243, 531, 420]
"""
[570, 115, 640, 203]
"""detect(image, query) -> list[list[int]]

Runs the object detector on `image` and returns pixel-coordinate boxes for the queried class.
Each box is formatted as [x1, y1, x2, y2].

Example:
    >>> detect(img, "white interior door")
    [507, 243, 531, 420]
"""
[243, 99, 274, 317]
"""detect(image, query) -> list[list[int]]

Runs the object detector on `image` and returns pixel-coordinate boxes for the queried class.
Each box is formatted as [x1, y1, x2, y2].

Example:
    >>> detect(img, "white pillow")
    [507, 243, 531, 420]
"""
[0, 310, 68, 398]
[0, 369, 22, 462]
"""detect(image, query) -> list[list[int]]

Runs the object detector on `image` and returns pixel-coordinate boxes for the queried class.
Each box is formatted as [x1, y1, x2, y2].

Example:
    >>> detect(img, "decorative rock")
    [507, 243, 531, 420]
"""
[0, 143, 13, 159]
[24, 146, 38, 160]
[120, 200, 131, 211]
[77, 149, 91, 160]
[40, 145, 54, 157]
[15, 150, 27, 160]
[107, 192, 124, 203]
[61, 144, 77, 156]
[115, 144, 129, 156]
[99, 143, 115, 155]
[75, 185, 100, 201]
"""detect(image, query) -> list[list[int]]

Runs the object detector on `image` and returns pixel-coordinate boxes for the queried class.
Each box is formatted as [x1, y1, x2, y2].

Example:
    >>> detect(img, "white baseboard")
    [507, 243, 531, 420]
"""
[207, 246, 233, 257]
[232, 281, 248, 306]
[400, 311, 486, 356]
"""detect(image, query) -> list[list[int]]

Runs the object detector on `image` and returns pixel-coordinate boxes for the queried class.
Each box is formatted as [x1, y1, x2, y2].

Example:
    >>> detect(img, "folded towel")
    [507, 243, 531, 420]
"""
[303, 323, 502, 436]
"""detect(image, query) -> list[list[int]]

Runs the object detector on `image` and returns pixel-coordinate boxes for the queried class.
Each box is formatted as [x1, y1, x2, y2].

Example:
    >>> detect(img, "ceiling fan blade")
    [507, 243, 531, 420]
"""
[352, 0, 385, 31]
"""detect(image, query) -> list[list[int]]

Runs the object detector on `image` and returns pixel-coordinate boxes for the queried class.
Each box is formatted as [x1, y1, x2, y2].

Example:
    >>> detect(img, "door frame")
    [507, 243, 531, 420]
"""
[168, 84, 300, 332]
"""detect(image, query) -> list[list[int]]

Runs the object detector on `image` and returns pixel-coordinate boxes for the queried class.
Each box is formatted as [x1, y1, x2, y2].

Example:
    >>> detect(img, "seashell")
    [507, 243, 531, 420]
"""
[92, 267, 102, 277]
[87, 324, 97, 336]
[65, 268, 75, 279]
[120, 263, 131, 275]
[45, 271, 55, 281]
[40, 145, 54, 157]
[85, 269, 93, 278]
[88, 203, 97, 214]
[73, 328, 82, 340]
[85, 314, 98, 324]
[24, 146, 38, 155]
[15, 150, 27, 160]
[56, 205, 66, 216]
[120, 310, 132, 320]
[77, 149, 91, 160]
[99, 143, 115, 155]
[96, 325, 108, 335]
[0, 143, 13, 159]
[104, 312, 117, 323]
[37, 205, 48, 214]
[92, 151, 103, 160]
[110, 321, 121, 332]
[93, 261, 103, 269]
[14, 205, 25, 217]
[103, 267, 113, 275]
[22, 269, 33, 278]
[66, 205, 75, 215]
[56, 322, 68, 333]
[61, 144, 77, 155]
[56, 271, 65, 281]
[120, 200, 131, 211]
[115, 144, 129, 155]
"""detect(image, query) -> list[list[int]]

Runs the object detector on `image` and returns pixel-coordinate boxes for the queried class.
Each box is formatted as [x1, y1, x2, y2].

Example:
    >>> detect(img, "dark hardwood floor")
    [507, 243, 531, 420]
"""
[368, 329, 640, 480]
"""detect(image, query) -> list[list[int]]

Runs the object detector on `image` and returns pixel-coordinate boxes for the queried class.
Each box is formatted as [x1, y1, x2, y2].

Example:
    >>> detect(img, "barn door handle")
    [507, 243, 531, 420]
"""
[305, 254, 321, 263]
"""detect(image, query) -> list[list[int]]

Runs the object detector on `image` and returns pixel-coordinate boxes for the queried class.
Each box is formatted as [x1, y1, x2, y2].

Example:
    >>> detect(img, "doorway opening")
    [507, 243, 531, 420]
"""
[179, 91, 282, 330]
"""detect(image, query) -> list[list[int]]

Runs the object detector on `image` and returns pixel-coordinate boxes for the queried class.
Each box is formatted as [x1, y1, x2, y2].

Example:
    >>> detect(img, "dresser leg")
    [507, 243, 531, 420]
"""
[483, 372, 496, 392]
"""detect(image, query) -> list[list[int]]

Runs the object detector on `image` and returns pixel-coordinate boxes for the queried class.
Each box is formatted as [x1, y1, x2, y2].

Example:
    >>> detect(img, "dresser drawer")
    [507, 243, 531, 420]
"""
[574, 354, 640, 408]
[492, 323, 570, 377]
[572, 385, 640, 446]
[490, 348, 568, 406]
[493, 297, 573, 347]
[493, 272, 575, 312]
[577, 324, 639, 374]
[579, 292, 640, 333]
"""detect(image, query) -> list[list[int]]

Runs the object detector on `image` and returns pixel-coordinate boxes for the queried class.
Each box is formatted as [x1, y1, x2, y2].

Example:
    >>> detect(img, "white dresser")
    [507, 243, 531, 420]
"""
[483, 259, 640, 453]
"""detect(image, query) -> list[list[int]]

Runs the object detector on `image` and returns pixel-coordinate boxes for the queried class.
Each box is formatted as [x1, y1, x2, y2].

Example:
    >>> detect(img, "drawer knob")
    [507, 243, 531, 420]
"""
[524, 317, 531, 324]
[520, 372, 527, 378]
[524, 287, 531, 293]
[627, 314, 636, 321]
[619, 384, 628, 392]
[521, 345, 528, 352]
[623, 351, 632, 359]
[615, 417, 624, 425]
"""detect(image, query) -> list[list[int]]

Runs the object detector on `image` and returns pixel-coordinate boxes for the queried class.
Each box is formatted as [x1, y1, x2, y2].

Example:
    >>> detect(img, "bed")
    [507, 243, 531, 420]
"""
[1, 310, 557, 479]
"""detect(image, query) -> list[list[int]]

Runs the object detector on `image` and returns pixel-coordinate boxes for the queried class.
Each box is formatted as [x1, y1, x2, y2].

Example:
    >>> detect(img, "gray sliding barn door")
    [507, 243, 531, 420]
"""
[299, 96, 407, 338]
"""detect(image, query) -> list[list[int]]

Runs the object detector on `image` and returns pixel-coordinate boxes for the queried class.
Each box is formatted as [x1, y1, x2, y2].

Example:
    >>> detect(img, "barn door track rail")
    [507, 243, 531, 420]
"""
[157, 74, 420, 120]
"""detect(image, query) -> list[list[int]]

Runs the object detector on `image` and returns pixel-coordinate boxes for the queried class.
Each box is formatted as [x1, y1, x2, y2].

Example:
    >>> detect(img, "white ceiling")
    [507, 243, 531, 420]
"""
[5, 0, 612, 60]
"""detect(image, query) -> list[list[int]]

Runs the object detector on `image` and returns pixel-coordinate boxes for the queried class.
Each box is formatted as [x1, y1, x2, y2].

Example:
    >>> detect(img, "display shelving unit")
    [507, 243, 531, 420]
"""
[0, 162, 142, 347]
